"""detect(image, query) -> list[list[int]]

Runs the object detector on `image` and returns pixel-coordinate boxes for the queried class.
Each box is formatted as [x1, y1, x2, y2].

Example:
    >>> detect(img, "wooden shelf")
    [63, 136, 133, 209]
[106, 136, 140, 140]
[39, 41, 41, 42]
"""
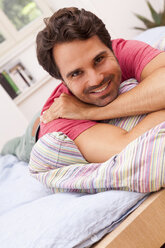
[14, 74, 52, 105]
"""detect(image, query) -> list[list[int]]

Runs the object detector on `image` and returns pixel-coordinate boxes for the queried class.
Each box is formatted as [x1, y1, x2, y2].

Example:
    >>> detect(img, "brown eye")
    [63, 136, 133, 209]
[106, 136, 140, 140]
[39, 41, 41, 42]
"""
[71, 70, 82, 78]
[95, 56, 104, 65]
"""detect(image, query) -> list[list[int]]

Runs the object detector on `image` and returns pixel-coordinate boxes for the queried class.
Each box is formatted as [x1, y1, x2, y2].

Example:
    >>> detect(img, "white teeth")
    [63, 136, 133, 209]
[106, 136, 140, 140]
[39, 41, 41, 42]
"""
[92, 84, 108, 93]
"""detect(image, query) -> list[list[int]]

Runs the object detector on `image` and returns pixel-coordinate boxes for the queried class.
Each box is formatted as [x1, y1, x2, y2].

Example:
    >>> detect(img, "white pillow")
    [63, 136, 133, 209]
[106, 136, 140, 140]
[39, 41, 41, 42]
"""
[153, 35, 165, 50]
[134, 26, 165, 45]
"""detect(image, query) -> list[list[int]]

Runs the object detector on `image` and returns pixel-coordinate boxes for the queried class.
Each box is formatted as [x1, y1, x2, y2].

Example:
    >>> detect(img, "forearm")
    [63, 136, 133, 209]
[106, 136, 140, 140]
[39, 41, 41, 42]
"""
[115, 110, 165, 160]
[124, 109, 165, 145]
[75, 109, 165, 163]
[88, 67, 165, 120]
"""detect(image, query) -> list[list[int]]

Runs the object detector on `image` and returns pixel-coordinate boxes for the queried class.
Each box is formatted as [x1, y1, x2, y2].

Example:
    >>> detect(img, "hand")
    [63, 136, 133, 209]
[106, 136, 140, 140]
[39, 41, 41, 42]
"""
[40, 93, 95, 123]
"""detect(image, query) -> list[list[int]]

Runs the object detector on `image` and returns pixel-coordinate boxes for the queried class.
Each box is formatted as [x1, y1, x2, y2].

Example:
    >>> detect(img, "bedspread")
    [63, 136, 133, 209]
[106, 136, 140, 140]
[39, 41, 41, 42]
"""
[0, 154, 148, 248]
[29, 120, 165, 193]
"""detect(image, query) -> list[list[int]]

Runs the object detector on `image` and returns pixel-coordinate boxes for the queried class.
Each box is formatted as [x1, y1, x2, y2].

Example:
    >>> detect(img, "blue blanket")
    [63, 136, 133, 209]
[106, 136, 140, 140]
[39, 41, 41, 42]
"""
[0, 154, 148, 248]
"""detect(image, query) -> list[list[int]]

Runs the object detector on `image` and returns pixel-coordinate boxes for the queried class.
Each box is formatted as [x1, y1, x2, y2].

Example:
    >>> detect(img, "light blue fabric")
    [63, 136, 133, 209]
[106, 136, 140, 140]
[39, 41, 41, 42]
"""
[134, 26, 165, 45]
[0, 154, 148, 248]
[1, 111, 41, 163]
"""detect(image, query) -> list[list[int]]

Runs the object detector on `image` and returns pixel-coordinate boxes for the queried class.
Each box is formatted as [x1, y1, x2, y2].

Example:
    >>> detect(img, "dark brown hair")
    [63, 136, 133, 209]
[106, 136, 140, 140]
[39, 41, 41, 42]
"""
[36, 7, 112, 80]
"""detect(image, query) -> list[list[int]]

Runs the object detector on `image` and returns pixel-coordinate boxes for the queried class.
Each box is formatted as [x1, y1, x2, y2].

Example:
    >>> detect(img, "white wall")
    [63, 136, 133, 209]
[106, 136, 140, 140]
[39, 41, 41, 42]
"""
[89, 0, 163, 39]
[18, 77, 60, 120]
[0, 86, 28, 150]
[47, 0, 163, 39]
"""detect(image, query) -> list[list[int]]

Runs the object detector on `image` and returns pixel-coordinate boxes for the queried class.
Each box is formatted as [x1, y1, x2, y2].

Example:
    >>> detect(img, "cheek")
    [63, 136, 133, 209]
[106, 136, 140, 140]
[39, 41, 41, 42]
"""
[106, 61, 119, 73]
[98, 62, 113, 77]
[64, 80, 84, 96]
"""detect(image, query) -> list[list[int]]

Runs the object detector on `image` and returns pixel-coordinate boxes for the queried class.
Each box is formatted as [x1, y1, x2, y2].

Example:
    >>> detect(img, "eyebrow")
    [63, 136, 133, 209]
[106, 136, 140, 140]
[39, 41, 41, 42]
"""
[94, 50, 107, 60]
[66, 68, 82, 79]
[66, 50, 107, 79]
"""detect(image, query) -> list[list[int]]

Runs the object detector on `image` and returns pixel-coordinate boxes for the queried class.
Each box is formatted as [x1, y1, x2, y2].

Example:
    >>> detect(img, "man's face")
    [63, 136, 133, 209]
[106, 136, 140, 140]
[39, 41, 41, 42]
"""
[53, 36, 122, 106]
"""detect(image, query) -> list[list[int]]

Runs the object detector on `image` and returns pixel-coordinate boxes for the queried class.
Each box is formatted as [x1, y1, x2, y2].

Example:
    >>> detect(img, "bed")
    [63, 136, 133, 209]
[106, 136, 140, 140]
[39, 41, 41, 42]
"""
[1, 27, 165, 248]
[0, 154, 149, 248]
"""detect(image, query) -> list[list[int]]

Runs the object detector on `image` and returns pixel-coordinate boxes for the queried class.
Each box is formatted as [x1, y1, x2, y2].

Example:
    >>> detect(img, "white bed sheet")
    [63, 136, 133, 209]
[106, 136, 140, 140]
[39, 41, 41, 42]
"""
[134, 26, 165, 45]
[0, 155, 148, 248]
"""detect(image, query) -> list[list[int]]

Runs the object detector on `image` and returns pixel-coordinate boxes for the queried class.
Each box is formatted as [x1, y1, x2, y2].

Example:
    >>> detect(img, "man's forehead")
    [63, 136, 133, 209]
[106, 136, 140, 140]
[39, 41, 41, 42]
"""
[53, 36, 108, 57]
[52, 36, 111, 76]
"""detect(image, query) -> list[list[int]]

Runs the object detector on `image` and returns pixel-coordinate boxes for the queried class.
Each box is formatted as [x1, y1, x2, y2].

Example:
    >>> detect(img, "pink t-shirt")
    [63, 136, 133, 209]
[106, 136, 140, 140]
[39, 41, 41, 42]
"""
[39, 39, 161, 140]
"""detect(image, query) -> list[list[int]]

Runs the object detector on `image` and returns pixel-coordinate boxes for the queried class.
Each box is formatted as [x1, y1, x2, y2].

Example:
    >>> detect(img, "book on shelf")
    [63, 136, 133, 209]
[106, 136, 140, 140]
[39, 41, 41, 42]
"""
[16, 63, 35, 86]
[0, 61, 36, 98]
[8, 69, 29, 92]
[9, 62, 35, 89]
[1, 70, 21, 95]
[0, 72, 18, 99]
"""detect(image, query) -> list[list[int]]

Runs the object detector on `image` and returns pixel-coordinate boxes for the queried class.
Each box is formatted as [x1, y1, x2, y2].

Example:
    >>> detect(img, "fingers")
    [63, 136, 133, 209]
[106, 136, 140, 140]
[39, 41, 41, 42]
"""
[40, 111, 48, 124]
[40, 94, 74, 123]
[40, 101, 60, 123]
[40, 110, 54, 124]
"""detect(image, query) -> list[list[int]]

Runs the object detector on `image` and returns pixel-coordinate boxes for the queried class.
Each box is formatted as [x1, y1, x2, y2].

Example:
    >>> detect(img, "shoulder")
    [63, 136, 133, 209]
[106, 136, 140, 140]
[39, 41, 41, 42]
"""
[112, 39, 161, 82]
[112, 38, 151, 55]
[39, 118, 97, 141]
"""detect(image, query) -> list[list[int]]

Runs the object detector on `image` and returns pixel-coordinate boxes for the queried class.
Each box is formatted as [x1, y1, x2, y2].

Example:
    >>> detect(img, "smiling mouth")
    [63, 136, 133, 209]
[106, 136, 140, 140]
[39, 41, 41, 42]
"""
[90, 81, 111, 94]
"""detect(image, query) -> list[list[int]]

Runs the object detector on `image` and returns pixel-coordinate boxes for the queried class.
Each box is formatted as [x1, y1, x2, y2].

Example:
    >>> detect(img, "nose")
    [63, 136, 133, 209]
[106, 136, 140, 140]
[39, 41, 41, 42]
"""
[87, 69, 104, 87]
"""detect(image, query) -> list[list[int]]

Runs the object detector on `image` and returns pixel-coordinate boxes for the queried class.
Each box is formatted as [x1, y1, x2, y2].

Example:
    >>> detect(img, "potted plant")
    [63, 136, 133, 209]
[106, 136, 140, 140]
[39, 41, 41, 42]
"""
[134, 0, 165, 31]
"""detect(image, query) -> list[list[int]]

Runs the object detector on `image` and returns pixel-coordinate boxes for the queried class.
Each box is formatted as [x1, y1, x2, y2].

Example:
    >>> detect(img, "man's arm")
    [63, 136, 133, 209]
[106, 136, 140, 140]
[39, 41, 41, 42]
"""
[90, 52, 165, 120]
[41, 52, 165, 123]
[74, 110, 165, 163]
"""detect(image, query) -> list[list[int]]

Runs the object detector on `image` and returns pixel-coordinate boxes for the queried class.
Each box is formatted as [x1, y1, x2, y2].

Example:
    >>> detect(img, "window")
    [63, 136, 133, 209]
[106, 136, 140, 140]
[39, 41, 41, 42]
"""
[1, 0, 42, 31]
[0, 0, 52, 57]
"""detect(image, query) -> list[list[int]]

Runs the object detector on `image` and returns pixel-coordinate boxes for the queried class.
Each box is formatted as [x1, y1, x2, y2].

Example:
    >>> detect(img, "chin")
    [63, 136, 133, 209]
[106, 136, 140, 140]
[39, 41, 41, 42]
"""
[96, 93, 118, 107]
[95, 101, 111, 107]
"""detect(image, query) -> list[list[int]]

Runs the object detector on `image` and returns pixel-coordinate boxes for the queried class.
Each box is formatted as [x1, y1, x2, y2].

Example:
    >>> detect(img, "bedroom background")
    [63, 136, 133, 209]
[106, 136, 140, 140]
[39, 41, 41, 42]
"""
[0, 0, 163, 150]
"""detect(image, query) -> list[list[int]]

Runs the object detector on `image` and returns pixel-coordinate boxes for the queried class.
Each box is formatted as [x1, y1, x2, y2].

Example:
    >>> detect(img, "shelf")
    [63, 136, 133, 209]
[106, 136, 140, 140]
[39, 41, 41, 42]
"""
[14, 74, 52, 105]
[0, 37, 35, 69]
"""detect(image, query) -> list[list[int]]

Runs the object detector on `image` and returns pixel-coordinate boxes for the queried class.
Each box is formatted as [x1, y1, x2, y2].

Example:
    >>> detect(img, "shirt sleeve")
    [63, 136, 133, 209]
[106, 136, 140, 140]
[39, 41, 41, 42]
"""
[38, 83, 97, 141]
[39, 118, 97, 141]
[112, 39, 162, 82]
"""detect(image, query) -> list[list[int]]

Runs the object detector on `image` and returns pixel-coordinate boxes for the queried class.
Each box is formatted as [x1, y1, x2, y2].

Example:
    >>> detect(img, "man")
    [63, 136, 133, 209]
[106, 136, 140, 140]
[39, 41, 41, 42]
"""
[27, 7, 165, 193]
[35, 7, 165, 163]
